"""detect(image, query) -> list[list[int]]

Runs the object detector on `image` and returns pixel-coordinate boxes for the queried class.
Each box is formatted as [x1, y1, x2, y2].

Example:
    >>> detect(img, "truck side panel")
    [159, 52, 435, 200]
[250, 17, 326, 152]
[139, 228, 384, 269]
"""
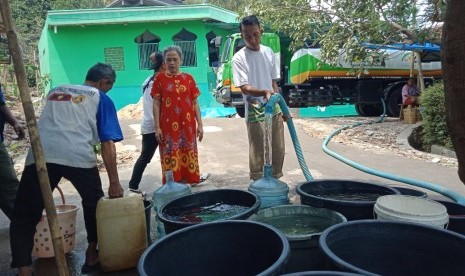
[284, 48, 442, 117]
[289, 48, 442, 84]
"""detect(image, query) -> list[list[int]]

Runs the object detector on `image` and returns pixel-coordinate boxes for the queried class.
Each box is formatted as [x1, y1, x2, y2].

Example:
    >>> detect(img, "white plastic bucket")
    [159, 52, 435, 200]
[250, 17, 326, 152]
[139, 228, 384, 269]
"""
[374, 195, 449, 228]
[33, 186, 79, 258]
[32, 189, 79, 258]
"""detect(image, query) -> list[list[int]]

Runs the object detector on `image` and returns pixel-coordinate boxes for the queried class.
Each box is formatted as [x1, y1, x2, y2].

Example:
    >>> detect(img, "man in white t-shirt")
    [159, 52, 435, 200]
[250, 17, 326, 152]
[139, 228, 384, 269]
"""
[128, 52, 165, 192]
[232, 15, 285, 181]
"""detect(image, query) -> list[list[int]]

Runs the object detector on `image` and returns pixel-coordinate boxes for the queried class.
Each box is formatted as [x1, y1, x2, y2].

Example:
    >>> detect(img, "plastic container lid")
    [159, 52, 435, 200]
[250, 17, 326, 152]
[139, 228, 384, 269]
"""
[374, 195, 449, 228]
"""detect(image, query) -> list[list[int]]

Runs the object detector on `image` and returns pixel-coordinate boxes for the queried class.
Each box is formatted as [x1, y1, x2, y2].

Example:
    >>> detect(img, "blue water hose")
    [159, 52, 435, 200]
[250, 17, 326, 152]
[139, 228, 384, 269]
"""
[265, 95, 465, 204]
[321, 100, 465, 205]
[266, 94, 313, 181]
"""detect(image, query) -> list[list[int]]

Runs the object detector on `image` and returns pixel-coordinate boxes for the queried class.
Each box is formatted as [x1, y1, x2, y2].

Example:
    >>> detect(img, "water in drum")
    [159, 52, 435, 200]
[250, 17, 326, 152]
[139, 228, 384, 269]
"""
[314, 190, 386, 201]
[165, 203, 249, 223]
[263, 214, 334, 236]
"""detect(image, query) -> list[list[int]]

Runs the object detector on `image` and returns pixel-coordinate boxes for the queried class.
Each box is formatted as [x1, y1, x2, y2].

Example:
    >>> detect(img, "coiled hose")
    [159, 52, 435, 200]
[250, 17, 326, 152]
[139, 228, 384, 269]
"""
[266, 94, 465, 204]
[321, 99, 465, 205]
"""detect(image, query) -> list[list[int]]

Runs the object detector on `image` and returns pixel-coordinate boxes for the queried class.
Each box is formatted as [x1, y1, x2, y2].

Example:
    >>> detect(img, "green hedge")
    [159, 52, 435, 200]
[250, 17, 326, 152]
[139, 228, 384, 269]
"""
[419, 81, 453, 150]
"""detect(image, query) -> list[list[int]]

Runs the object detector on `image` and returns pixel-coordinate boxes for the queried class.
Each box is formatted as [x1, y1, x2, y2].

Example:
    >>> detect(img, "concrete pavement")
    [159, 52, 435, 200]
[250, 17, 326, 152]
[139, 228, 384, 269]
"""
[1, 116, 464, 275]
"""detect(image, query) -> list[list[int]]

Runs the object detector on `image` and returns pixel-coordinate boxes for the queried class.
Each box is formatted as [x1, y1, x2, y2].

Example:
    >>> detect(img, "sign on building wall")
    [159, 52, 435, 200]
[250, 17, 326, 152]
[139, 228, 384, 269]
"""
[104, 47, 124, 71]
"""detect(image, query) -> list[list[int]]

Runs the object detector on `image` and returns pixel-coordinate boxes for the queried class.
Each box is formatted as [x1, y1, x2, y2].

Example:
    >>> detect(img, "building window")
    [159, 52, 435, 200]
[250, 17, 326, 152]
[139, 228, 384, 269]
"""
[206, 31, 218, 67]
[138, 43, 159, 69]
[173, 28, 197, 67]
[135, 30, 161, 70]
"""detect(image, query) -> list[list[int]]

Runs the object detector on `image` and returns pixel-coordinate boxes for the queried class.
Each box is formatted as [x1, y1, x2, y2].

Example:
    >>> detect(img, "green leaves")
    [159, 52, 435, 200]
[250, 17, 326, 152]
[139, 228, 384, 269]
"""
[93, 142, 102, 155]
[420, 82, 453, 150]
[238, 0, 443, 68]
[51, 0, 105, 10]
[7, 0, 106, 92]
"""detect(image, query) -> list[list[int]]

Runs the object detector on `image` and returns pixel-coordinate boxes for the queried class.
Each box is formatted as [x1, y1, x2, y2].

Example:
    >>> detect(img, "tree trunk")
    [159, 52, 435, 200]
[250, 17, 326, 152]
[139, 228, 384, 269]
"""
[0, 1, 70, 275]
[442, 1, 465, 184]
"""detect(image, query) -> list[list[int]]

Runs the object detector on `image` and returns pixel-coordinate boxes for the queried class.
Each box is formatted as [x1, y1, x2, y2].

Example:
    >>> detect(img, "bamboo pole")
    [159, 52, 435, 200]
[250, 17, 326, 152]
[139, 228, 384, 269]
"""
[0, 2, 69, 276]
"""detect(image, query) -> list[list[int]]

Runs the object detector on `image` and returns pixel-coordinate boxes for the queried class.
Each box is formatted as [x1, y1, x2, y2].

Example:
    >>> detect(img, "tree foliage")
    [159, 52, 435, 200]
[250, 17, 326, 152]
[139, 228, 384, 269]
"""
[419, 82, 452, 150]
[6, 0, 105, 88]
[9, 0, 50, 64]
[237, 0, 445, 66]
[9, 0, 105, 64]
[51, 0, 106, 10]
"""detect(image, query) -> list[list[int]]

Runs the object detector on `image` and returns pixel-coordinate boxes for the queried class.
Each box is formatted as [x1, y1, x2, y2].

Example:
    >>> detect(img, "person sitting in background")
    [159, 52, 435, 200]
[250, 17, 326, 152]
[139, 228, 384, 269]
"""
[402, 78, 420, 106]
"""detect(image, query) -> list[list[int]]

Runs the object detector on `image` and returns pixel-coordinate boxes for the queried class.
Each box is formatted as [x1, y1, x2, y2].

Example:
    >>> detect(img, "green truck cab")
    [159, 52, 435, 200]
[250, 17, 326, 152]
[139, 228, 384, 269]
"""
[212, 33, 281, 117]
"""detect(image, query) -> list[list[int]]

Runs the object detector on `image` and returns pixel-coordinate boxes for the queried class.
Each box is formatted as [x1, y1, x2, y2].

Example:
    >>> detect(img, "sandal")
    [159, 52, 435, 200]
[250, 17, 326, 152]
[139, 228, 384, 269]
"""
[82, 247, 100, 274]
[200, 173, 211, 183]
[81, 261, 100, 274]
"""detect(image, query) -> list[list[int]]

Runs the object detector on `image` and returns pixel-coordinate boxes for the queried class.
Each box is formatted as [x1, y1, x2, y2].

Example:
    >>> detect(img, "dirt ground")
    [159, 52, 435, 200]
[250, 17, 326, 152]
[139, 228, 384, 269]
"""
[114, 100, 458, 169]
[295, 117, 457, 168]
[3, 97, 458, 179]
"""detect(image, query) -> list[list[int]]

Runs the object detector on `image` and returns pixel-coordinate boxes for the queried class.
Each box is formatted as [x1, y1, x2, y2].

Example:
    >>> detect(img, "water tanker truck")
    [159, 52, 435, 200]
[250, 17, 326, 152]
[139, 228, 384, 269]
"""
[213, 33, 441, 117]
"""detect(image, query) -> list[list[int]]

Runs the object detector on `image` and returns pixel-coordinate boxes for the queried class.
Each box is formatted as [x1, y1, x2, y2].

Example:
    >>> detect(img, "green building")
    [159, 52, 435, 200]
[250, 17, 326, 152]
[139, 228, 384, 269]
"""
[38, 4, 239, 114]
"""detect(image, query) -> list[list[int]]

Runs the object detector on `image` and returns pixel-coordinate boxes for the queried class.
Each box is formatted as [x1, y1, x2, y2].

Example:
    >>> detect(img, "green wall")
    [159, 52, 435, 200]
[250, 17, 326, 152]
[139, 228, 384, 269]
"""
[39, 19, 234, 111]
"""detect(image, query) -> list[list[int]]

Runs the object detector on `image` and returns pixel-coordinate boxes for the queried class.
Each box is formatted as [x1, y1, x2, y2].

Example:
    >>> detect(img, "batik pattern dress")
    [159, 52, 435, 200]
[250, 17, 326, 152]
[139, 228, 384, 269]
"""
[151, 71, 201, 184]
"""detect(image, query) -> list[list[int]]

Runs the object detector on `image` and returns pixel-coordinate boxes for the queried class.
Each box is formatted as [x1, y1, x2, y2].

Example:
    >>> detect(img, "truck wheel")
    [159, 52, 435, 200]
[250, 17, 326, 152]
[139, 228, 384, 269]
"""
[386, 87, 403, 117]
[355, 103, 383, 117]
[235, 106, 245, 118]
[355, 104, 366, 116]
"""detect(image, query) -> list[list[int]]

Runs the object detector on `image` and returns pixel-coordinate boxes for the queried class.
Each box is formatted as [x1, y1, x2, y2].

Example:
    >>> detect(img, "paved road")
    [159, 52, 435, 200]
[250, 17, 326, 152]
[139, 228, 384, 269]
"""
[1, 117, 464, 275]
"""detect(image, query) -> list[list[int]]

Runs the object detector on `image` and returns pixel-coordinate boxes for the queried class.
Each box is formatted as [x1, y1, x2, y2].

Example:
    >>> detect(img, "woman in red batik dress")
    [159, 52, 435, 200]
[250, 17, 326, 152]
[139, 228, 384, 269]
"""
[152, 45, 204, 185]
